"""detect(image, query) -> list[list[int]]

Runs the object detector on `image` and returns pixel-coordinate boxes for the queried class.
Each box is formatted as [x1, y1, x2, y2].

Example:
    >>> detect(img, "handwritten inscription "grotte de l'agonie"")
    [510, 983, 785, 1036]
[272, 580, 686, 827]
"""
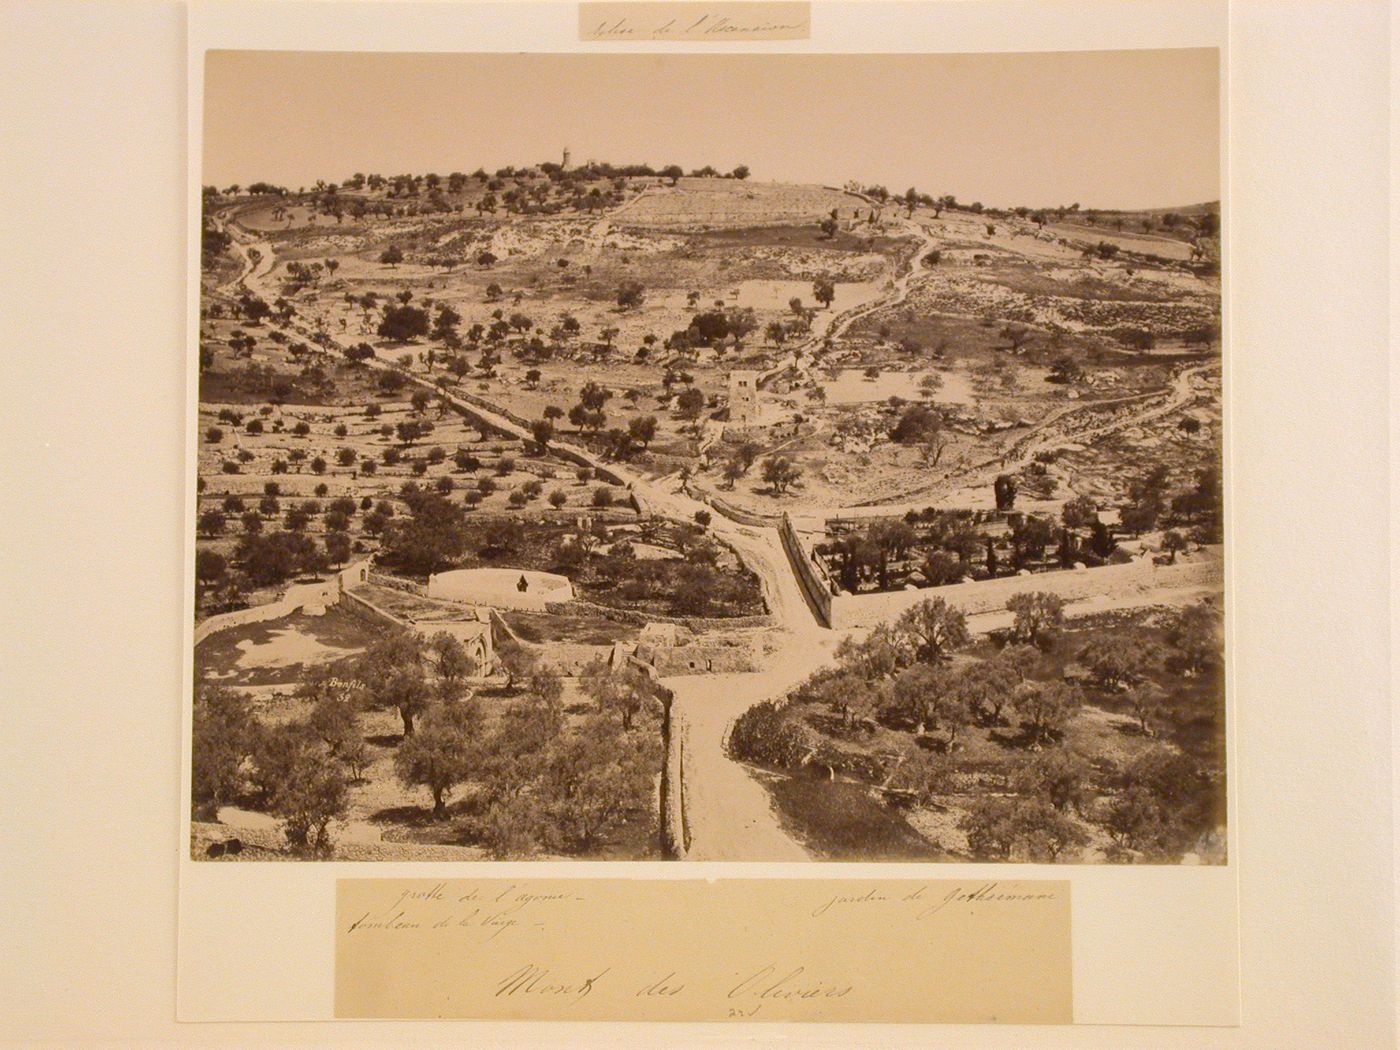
[344, 882, 582, 942]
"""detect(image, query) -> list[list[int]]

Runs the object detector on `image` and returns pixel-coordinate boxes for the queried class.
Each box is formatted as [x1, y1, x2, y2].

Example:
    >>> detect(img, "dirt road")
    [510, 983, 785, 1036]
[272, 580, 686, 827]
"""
[215, 209, 833, 857]
[643, 480, 834, 859]
[664, 671, 811, 860]
[656, 477, 835, 859]
[781, 217, 941, 386]
[209, 203, 1216, 862]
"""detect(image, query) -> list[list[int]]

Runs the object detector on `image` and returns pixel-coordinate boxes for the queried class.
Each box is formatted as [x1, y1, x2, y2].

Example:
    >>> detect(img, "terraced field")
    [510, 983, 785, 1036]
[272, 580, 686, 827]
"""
[619, 178, 858, 227]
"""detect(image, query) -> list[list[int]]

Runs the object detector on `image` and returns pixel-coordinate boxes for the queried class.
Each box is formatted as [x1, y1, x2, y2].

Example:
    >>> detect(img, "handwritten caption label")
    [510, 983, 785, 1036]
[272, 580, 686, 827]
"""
[336, 878, 1071, 1023]
[579, 2, 811, 41]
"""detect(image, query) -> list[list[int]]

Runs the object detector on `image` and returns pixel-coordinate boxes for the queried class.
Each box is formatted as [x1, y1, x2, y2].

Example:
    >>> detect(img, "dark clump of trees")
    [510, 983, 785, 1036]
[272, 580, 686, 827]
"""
[234, 529, 324, 586]
[201, 219, 231, 261]
[191, 685, 258, 818]
[993, 474, 1018, 511]
[727, 591, 1224, 864]
[249, 720, 350, 853]
[816, 504, 1100, 596]
[729, 700, 812, 769]
[890, 403, 949, 464]
[761, 455, 802, 494]
[1116, 464, 1223, 545]
[377, 304, 430, 343]
[349, 634, 664, 854]
[191, 684, 351, 855]
[380, 488, 468, 576]
[616, 280, 645, 310]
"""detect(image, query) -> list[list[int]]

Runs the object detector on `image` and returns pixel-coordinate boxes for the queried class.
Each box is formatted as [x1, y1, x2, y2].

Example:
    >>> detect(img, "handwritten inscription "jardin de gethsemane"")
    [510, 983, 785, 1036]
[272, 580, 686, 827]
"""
[579, 2, 811, 41]
[335, 877, 1072, 1023]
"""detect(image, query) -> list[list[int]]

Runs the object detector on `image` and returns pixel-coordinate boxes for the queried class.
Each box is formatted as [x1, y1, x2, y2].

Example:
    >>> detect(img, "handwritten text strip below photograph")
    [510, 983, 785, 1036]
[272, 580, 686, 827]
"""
[336, 878, 1072, 1022]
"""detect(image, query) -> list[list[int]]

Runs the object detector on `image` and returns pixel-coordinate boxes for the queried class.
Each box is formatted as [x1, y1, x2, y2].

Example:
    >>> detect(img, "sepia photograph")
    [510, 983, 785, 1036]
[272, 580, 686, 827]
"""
[191, 48, 1225, 865]
[11, 0, 1399, 1041]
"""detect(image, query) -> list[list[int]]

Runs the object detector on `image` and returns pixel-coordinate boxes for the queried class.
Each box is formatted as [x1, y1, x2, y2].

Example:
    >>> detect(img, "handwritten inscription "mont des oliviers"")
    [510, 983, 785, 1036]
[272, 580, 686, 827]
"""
[579, 3, 811, 41]
[492, 962, 852, 1010]
[335, 878, 1071, 1022]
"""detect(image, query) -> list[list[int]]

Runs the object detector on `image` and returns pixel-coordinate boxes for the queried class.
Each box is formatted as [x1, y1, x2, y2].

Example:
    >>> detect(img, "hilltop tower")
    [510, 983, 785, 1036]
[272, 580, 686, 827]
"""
[561, 146, 571, 171]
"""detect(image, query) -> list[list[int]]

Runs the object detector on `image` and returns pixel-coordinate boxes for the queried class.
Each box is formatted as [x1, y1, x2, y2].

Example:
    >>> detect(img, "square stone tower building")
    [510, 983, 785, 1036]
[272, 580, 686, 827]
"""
[728, 370, 761, 427]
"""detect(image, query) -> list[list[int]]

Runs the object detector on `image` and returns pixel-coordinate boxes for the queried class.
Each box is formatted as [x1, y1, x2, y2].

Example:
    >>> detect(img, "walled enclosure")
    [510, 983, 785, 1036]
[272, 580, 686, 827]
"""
[779, 514, 1222, 629]
[427, 567, 574, 612]
[826, 551, 1223, 629]
[193, 559, 370, 645]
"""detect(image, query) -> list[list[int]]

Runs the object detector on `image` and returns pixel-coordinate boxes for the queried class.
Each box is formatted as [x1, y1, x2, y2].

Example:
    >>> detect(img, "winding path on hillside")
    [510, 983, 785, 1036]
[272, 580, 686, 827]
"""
[863, 359, 1220, 512]
[776, 216, 941, 386]
[206, 199, 1212, 861]
[213, 203, 836, 857]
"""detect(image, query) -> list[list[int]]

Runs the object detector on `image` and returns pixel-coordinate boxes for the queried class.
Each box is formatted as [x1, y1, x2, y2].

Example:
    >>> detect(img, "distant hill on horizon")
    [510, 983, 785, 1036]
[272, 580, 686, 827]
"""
[1084, 200, 1220, 216]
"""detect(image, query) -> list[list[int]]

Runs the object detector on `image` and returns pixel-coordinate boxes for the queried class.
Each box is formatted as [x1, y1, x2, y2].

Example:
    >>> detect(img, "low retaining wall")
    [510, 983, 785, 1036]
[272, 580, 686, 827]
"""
[193, 560, 372, 645]
[684, 480, 781, 528]
[193, 599, 296, 647]
[339, 587, 409, 630]
[617, 656, 684, 859]
[367, 570, 423, 596]
[486, 607, 522, 646]
[554, 598, 771, 633]
[712, 494, 780, 528]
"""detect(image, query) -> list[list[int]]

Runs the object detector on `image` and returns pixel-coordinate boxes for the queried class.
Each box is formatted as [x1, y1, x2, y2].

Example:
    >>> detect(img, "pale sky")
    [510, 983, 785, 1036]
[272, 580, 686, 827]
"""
[204, 49, 1219, 211]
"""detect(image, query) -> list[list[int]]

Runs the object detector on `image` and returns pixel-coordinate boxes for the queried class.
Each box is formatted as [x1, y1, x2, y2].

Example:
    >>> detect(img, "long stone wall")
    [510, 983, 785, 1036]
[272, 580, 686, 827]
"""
[825, 550, 1222, 630]
[193, 599, 297, 647]
[779, 513, 835, 625]
[193, 560, 371, 646]
[612, 655, 684, 860]
[420, 376, 632, 489]
[667, 691, 689, 858]
[556, 597, 772, 633]
[338, 587, 409, 631]
[463, 507, 641, 527]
